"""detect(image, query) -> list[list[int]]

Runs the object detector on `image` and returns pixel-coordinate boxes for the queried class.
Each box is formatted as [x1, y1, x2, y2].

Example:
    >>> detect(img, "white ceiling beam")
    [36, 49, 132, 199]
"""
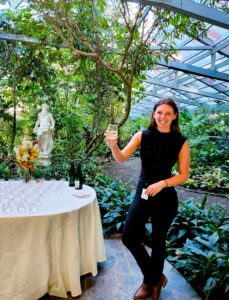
[145, 77, 229, 101]
[0, 32, 41, 44]
[126, 0, 229, 29]
[157, 59, 229, 82]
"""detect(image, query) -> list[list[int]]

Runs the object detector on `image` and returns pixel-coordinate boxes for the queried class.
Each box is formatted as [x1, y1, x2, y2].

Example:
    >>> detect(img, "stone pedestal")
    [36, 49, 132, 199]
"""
[38, 154, 51, 166]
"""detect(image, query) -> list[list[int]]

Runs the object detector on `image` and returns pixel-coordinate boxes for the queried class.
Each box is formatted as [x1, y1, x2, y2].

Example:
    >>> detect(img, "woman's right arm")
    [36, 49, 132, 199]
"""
[105, 131, 142, 163]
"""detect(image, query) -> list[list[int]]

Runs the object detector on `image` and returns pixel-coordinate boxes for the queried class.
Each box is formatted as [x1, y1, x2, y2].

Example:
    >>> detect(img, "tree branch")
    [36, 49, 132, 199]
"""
[120, 1, 132, 33]
[118, 86, 132, 127]
[50, 18, 97, 57]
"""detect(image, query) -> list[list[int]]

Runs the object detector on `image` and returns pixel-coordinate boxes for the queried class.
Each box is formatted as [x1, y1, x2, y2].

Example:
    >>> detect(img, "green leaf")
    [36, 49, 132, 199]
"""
[178, 229, 186, 239]
[204, 277, 219, 293]
[185, 240, 207, 257]
[190, 219, 198, 226]
[116, 221, 123, 231]
[195, 236, 210, 248]
[219, 224, 229, 231]
[209, 232, 219, 248]
[200, 195, 208, 210]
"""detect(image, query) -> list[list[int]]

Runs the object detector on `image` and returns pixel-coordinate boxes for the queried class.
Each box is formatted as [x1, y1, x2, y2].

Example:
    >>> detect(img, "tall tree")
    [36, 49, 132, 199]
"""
[30, 0, 206, 127]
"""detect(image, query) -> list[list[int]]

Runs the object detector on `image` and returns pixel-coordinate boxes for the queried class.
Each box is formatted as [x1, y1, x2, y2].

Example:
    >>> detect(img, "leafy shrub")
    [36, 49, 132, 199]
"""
[55, 113, 86, 159]
[0, 161, 11, 180]
[179, 109, 228, 194]
[167, 197, 226, 247]
[82, 156, 104, 185]
[119, 115, 149, 153]
[0, 153, 104, 182]
[32, 165, 62, 180]
[167, 197, 229, 300]
[184, 166, 228, 195]
[94, 175, 134, 236]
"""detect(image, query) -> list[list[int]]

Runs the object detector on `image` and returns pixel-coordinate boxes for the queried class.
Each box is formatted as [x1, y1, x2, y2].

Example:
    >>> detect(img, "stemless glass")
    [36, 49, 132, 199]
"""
[107, 124, 118, 139]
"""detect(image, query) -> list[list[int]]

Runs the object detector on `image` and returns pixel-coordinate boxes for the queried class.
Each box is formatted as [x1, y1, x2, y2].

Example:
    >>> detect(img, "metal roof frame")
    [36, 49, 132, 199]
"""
[0, 0, 229, 114]
[126, 0, 229, 29]
[127, 0, 229, 116]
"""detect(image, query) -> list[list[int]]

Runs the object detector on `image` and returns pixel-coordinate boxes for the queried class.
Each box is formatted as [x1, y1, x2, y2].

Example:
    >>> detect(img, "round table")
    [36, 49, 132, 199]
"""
[0, 180, 106, 300]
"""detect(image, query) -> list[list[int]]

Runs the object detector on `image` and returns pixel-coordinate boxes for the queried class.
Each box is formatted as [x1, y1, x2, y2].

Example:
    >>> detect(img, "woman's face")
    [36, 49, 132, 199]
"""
[153, 104, 177, 132]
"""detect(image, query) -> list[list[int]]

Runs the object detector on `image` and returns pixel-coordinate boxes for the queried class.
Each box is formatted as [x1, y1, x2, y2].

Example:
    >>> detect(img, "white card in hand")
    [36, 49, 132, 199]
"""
[141, 188, 148, 200]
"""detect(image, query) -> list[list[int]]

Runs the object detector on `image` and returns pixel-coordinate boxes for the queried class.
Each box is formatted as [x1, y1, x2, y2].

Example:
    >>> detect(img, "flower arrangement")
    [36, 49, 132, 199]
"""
[15, 138, 40, 181]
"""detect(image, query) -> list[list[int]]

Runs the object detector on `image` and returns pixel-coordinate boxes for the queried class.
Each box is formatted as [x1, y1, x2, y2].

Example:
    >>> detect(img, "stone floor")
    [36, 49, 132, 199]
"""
[41, 238, 201, 300]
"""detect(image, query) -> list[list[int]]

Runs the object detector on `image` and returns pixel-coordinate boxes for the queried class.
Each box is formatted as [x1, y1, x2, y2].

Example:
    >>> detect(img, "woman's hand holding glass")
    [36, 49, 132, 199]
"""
[105, 124, 118, 148]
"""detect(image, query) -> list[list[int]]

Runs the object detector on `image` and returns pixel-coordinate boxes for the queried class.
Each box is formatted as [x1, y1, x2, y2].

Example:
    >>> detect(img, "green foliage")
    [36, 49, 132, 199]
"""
[94, 175, 134, 236]
[82, 156, 104, 185]
[0, 38, 61, 155]
[56, 113, 85, 158]
[167, 198, 229, 300]
[167, 197, 227, 248]
[186, 167, 228, 193]
[168, 235, 229, 300]
[0, 153, 104, 182]
[31, 165, 64, 181]
[179, 109, 228, 193]
[119, 115, 149, 150]
[0, 0, 227, 196]
[0, 161, 11, 180]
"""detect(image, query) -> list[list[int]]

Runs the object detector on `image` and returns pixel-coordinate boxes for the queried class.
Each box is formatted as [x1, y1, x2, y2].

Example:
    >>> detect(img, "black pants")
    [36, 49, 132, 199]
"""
[122, 181, 178, 287]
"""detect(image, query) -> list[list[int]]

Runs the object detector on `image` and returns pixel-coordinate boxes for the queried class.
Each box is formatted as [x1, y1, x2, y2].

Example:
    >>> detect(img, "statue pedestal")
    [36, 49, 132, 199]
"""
[38, 154, 51, 166]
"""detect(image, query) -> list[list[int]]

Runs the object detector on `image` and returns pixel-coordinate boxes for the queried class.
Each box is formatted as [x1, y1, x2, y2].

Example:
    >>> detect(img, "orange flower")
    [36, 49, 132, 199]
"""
[15, 139, 40, 175]
[21, 162, 29, 168]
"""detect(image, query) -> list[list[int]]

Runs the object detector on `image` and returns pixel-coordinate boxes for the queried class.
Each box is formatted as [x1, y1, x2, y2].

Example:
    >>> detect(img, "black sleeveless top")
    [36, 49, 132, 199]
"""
[140, 129, 187, 185]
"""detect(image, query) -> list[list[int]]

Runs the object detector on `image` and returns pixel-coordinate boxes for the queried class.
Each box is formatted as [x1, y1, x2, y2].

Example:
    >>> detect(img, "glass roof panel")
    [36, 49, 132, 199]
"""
[132, 23, 229, 114]
[176, 50, 203, 62]
[0, 0, 228, 113]
[209, 25, 229, 42]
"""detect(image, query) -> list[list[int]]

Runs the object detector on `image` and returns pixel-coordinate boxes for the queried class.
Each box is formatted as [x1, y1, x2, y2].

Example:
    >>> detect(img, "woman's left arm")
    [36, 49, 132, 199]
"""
[165, 139, 190, 186]
[146, 140, 190, 197]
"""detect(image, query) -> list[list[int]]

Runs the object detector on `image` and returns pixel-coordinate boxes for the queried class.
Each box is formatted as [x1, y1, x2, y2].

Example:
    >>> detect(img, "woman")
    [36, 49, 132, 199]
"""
[105, 98, 190, 300]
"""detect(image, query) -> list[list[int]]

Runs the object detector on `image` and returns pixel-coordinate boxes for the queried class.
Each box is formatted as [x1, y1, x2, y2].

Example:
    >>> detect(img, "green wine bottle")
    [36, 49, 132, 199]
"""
[75, 163, 84, 190]
[68, 161, 75, 187]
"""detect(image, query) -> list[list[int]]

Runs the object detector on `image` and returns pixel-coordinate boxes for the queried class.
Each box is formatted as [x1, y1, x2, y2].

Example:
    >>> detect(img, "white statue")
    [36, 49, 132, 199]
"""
[34, 104, 55, 165]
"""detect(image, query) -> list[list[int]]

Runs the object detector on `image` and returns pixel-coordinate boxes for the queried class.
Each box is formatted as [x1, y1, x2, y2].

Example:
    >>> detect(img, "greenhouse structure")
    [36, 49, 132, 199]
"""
[0, 1, 228, 300]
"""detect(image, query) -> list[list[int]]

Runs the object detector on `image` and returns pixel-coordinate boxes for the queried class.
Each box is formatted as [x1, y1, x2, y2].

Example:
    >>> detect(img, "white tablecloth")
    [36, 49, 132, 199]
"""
[0, 180, 106, 300]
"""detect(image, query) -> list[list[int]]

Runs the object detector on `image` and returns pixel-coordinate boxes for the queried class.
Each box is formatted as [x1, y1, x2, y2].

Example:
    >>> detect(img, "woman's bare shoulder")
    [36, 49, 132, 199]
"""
[131, 131, 142, 146]
[133, 131, 142, 138]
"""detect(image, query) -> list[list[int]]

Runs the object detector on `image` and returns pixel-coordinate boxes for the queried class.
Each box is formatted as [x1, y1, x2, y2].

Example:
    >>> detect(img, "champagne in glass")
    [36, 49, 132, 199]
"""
[107, 124, 118, 139]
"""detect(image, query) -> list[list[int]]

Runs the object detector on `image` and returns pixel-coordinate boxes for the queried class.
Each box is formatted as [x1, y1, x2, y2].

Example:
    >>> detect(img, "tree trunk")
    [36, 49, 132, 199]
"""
[118, 85, 132, 127]
[9, 70, 17, 156]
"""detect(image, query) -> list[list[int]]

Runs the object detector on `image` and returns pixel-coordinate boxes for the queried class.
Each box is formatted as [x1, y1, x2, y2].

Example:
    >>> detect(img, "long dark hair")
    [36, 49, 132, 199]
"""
[148, 98, 180, 132]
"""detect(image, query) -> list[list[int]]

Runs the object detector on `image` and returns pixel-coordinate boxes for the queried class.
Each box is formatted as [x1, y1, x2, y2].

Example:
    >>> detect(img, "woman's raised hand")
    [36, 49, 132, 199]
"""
[104, 130, 118, 148]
